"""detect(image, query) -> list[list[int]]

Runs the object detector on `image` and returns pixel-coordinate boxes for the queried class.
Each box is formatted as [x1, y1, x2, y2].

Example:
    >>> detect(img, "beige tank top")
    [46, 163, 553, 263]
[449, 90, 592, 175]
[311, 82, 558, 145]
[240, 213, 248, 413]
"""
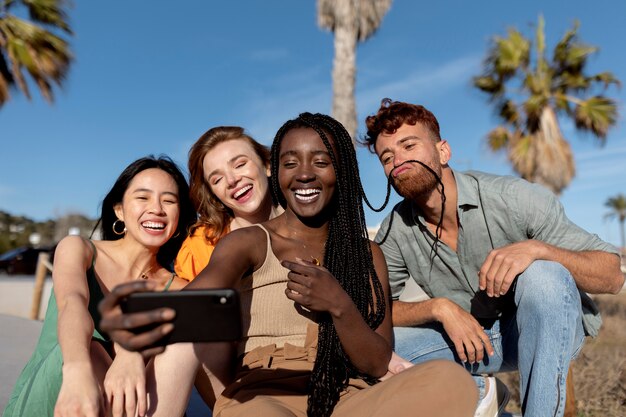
[238, 224, 318, 356]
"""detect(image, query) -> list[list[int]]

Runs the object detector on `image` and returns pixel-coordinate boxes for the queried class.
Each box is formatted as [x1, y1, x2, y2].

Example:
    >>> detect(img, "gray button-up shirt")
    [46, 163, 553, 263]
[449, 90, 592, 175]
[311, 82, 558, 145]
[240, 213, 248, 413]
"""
[375, 170, 618, 336]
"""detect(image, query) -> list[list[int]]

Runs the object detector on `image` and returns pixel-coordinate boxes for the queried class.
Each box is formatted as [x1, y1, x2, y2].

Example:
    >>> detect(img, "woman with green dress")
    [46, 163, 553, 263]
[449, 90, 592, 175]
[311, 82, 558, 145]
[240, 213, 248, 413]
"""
[3, 156, 196, 417]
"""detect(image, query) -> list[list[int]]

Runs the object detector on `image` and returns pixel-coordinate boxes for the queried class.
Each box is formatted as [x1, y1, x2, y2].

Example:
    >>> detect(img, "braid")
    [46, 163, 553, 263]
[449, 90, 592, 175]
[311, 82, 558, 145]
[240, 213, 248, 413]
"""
[271, 113, 386, 417]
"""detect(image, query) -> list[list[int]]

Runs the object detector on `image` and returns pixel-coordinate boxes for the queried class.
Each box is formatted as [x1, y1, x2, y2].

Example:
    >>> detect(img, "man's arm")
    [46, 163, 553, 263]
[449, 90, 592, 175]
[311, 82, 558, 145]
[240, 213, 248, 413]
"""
[479, 182, 624, 297]
[393, 299, 494, 364]
[479, 240, 624, 297]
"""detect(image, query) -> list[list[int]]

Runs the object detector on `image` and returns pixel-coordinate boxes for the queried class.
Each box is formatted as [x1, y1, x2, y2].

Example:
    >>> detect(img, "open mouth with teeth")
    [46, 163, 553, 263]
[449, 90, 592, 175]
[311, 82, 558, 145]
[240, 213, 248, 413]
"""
[294, 188, 321, 202]
[141, 221, 166, 230]
[233, 184, 253, 200]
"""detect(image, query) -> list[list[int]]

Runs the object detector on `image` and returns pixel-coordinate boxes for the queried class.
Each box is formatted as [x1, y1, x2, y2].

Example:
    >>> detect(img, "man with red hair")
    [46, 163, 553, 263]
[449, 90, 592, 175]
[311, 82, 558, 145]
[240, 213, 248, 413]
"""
[363, 98, 624, 417]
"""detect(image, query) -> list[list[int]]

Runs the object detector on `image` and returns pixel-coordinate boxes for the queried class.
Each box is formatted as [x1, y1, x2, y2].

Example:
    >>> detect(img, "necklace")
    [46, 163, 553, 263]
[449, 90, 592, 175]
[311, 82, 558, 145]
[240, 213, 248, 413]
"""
[138, 264, 157, 280]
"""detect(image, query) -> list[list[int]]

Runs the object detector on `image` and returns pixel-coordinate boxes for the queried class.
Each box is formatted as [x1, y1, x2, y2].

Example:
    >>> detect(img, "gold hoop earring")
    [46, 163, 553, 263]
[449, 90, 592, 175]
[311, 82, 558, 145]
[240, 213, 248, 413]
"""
[112, 219, 126, 236]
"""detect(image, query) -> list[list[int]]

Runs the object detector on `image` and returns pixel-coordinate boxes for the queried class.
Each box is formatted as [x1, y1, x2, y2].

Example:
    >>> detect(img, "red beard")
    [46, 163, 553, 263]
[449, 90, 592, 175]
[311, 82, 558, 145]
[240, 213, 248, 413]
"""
[392, 160, 442, 200]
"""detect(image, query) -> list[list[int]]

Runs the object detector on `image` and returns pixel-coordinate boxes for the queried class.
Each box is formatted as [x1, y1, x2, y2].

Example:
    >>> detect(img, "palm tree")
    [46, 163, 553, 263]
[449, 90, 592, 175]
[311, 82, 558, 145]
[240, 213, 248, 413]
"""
[317, 0, 391, 144]
[605, 193, 626, 254]
[0, 0, 73, 107]
[473, 16, 620, 195]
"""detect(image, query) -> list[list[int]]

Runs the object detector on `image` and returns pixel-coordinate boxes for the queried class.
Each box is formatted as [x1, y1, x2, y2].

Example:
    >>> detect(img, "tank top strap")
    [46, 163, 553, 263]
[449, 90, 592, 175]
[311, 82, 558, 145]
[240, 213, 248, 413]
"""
[162, 274, 175, 291]
[252, 224, 272, 257]
[85, 238, 97, 270]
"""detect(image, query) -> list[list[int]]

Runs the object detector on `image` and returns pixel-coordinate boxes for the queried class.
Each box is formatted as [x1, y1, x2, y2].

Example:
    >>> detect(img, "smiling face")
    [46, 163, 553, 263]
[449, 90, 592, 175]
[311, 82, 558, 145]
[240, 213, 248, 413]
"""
[278, 127, 337, 220]
[114, 168, 180, 249]
[202, 139, 271, 222]
[375, 123, 450, 200]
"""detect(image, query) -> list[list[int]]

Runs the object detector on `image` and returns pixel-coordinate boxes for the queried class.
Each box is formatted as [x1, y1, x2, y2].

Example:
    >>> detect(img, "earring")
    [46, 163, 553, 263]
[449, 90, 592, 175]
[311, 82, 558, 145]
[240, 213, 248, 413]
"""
[112, 219, 126, 236]
[172, 230, 180, 239]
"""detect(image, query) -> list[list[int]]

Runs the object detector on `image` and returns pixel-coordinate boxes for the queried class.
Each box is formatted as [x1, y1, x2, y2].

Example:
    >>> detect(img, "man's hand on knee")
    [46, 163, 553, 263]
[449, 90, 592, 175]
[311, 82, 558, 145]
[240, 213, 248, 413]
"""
[479, 240, 546, 297]
[434, 299, 494, 364]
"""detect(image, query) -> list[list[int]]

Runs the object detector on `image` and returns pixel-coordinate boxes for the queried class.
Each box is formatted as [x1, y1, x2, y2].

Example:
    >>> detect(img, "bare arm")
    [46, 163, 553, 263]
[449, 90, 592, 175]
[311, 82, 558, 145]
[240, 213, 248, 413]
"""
[53, 236, 105, 417]
[479, 240, 624, 297]
[100, 227, 265, 353]
[392, 297, 494, 364]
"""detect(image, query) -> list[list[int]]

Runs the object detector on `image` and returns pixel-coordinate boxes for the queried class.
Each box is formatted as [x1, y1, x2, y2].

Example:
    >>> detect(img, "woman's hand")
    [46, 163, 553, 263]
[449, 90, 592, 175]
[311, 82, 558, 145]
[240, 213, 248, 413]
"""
[104, 348, 147, 417]
[99, 280, 175, 358]
[54, 363, 103, 417]
[282, 258, 352, 317]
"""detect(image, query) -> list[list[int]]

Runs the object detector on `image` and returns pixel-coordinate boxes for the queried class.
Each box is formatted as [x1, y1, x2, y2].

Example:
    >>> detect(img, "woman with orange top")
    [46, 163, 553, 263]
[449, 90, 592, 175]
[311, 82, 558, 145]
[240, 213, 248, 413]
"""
[174, 126, 281, 281]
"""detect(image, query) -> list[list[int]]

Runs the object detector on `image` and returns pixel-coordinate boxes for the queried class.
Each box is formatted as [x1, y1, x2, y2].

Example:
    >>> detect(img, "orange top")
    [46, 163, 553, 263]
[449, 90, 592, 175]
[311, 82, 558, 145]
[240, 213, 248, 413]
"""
[174, 226, 220, 281]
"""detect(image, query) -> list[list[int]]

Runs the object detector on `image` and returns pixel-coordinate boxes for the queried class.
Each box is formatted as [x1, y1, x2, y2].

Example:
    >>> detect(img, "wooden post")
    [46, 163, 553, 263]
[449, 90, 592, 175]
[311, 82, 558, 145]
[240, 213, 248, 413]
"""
[30, 252, 50, 320]
[564, 368, 576, 417]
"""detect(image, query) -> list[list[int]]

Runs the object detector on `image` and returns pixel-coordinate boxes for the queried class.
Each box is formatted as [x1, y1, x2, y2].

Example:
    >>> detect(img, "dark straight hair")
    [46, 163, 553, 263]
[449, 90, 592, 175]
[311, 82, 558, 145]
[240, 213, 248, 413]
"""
[94, 155, 196, 269]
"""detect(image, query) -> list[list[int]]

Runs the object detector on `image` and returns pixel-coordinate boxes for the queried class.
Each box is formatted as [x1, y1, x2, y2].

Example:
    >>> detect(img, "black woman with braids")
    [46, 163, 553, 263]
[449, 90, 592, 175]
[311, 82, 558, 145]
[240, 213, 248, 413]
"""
[98, 113, 477, 417]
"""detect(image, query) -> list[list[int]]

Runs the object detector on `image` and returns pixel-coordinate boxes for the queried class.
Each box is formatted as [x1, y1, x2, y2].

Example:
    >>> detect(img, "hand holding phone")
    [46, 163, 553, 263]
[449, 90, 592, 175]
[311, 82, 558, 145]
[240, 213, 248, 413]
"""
[120, 289, 242, 346]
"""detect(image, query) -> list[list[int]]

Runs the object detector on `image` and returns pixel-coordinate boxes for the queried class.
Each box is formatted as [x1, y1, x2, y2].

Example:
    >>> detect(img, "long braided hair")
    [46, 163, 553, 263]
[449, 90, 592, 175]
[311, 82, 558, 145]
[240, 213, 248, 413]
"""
[271, 113, 387, 417]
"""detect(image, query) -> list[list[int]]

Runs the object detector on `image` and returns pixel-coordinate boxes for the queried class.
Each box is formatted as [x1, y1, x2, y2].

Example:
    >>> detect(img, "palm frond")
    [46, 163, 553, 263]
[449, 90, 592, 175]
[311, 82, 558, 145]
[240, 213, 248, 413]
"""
[486, 126, 512, 151]
[355, 0, 392, 41]
[1, 14, 71, 102]
[474, 15, 620, 194]
[498, 100, 519, 125]
[472, 75, 503, 96]
[591, 71, 621, 89]
[21, 0, 72, 34]
[491, 29, 530, 76]
[574, 96, 618, 140]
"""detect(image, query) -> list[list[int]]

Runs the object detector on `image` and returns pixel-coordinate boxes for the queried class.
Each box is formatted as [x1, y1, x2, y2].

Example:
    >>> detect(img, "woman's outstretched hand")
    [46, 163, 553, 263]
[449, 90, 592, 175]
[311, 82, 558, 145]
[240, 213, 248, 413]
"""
[98, 280, 175, 358]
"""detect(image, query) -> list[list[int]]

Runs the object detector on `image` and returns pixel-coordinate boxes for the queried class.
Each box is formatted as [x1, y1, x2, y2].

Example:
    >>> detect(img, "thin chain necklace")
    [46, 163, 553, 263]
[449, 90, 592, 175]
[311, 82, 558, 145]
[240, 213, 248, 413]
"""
[138, 264, 158, 280]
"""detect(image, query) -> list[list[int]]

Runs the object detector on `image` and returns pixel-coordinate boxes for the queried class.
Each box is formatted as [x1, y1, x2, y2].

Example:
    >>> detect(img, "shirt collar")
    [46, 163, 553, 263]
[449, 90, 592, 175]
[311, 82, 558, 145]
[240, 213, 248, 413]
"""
[453, 170, 479, 210]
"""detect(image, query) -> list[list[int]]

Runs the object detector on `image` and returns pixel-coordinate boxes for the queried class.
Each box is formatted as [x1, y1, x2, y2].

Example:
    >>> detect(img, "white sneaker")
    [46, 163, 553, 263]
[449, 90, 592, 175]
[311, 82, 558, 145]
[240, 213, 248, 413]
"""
[474, 376, 511, 417]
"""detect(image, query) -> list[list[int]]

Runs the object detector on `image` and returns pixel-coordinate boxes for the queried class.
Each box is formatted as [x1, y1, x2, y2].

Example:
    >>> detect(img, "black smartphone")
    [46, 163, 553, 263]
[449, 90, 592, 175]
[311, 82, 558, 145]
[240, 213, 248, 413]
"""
[120, 288, 242, 345]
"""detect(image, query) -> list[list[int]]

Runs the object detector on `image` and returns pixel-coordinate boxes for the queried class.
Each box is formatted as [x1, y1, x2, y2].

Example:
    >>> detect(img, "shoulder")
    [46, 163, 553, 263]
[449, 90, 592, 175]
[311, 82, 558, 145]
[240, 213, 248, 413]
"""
[54, 235, 94, 261]
[51, 236, 96, 278]
[464, 170, 551, 197]
[214, 225, 268, 252]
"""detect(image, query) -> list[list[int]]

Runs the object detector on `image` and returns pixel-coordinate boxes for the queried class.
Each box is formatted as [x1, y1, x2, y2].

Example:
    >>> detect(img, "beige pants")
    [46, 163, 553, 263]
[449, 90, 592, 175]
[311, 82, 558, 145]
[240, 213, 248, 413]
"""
[214, 329, 477, 417]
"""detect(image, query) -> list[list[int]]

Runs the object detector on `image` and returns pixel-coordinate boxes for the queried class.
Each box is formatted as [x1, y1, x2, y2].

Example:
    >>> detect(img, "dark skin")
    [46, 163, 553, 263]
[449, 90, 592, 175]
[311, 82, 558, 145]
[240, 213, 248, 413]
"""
[101, 127, 393, 377]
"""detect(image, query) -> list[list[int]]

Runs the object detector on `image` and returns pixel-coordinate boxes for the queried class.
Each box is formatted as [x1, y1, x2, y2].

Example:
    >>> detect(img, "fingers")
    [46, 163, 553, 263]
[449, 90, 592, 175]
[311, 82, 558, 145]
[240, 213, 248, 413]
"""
[388, 352, 413, 373]
[124, 386, 137, 417]
[452, 338, 468, 363]
[451, 328, 492, 364]
[479, 330, 495, 357]
[123, 323, 175, 353]
[137, 383, 147, 417]
[100, 306, 174, 354]
[281, 259, 316, 277]
[111, 390, 123, 417]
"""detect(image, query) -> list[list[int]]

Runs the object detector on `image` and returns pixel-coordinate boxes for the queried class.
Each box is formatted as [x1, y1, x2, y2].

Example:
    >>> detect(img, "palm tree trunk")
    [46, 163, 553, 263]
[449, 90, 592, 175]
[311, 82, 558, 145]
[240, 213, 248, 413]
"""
[619, 219, 626, 255]
[331, 0, 358, 145]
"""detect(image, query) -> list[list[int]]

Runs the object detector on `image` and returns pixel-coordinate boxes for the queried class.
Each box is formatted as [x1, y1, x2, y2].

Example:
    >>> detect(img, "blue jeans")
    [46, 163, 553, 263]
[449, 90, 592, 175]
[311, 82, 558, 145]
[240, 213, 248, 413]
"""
[394, 261, 586, 417]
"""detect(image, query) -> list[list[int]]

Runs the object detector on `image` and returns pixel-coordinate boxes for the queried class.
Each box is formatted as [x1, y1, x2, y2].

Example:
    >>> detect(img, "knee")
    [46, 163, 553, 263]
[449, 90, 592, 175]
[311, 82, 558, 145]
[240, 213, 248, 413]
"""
[515, 260, 580, 313]
[517, 261, 576, 298]
[427, 360, 478, 410]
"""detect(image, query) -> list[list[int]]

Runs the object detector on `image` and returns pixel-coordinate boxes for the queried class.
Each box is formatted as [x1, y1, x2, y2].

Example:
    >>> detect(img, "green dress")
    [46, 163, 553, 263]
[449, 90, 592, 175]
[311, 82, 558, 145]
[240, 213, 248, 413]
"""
[2, 243, 175, 417]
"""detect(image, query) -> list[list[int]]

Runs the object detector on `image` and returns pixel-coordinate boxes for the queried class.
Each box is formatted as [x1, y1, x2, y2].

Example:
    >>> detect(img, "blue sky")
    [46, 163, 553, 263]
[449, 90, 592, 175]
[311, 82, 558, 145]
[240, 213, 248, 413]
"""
[1, 0, 625, 246]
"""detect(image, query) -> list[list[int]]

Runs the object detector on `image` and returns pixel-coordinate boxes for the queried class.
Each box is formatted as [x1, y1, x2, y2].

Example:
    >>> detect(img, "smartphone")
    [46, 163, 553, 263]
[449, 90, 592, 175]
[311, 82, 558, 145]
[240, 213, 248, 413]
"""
[120, 288, 242, 345]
